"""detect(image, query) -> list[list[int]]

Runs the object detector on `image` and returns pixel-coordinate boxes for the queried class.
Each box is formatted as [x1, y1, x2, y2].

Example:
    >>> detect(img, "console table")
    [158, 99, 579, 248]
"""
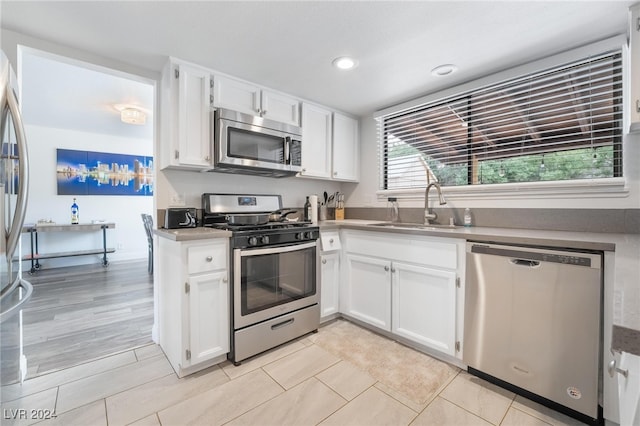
[21, 223, 116, 273]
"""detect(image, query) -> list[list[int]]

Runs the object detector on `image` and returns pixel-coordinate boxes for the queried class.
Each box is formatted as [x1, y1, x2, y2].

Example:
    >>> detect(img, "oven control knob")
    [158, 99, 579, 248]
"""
[296, 232, 305, 240]
[248, 236, 259, 246]
[305, 231, 314, 239]
[261, 235, 270, 245]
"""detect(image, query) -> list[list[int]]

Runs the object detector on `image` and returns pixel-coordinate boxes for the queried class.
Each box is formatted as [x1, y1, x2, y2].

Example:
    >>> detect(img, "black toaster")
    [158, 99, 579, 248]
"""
[164, 208, 197, 229]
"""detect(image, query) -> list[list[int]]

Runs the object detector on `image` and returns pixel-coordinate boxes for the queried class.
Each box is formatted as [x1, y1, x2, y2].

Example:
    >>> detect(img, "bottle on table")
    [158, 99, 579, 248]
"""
[71, 198, 79, 224]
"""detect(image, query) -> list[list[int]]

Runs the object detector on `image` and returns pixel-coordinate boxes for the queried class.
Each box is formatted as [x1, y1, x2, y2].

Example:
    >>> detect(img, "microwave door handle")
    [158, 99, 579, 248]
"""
[284, 136, 291, 165]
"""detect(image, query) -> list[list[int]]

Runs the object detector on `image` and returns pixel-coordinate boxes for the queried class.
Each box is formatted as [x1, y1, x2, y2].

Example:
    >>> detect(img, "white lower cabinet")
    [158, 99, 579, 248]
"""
[320, 251, 340, 319]
[319, 230, 342, 321]
[158, 238, 229, 377]
[186, 270, 229, 366]
[344, 254, 392, 331]
[392, 262, 457, 355]
[341, 230, 464, 358]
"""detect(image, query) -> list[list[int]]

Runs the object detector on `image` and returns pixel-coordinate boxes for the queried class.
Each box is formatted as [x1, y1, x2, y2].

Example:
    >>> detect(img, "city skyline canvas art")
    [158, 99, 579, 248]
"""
[56, 148, 153, 196]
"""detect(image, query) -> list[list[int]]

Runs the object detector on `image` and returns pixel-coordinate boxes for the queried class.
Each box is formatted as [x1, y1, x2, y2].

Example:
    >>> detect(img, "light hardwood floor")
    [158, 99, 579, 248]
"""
[21, 260, 153, 378]
[0, 320, 583, 426]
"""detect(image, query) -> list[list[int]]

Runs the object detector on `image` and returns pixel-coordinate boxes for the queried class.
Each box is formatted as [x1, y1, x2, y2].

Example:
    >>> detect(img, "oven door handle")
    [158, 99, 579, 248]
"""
[238, 241, 317, 257]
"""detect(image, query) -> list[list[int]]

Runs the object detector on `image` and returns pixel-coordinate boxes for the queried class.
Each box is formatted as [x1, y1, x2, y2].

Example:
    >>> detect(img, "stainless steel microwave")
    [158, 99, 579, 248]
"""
[212, 108, 302, 177]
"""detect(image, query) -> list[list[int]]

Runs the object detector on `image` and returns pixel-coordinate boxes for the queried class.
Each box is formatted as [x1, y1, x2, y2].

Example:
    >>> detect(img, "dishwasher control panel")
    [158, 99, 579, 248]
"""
[470, 244, 596, 268]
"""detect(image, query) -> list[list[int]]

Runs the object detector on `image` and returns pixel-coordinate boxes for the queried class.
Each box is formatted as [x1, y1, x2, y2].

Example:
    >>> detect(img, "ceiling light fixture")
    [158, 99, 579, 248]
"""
[120, 108, 146, 125]
[431, 64, 458, 77]
[332, 56, 358, 70]
[114, 104, 147, 125]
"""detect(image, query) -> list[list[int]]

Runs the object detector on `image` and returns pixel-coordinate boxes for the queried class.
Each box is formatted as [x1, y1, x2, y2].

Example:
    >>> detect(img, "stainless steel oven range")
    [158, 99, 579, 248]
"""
[202, 193, 319, 365]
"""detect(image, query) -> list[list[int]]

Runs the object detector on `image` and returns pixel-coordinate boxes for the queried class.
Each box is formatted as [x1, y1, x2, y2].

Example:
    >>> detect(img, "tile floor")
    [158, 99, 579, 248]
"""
[0, 319, 585, 426]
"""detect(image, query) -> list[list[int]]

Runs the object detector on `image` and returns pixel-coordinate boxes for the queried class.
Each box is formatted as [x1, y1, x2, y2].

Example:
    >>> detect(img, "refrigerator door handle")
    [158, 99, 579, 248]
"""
[4, 85, 29, 261]
[0, 278, 33, 322]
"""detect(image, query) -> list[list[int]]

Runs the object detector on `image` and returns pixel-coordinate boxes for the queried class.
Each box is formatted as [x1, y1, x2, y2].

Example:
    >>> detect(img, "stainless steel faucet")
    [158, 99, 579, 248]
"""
[424, 182, 447, 224]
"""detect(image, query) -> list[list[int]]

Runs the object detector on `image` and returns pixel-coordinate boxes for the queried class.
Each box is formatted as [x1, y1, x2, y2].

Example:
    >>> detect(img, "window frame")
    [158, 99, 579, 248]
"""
[374, 35, 630, 201]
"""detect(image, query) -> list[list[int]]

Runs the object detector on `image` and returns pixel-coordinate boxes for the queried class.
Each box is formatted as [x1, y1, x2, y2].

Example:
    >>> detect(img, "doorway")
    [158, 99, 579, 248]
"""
[18, 47, 155, 378]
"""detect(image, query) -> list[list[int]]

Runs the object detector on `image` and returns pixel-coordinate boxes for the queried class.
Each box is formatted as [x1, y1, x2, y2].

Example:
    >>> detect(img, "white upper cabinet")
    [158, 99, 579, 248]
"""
[332, 112, 359, 182]
[629, 3, 640, 133]
[300, 103, 333, 178]
[299, 105, 360, 182]
[261, 90, 301, 126]
[160, 59, 213, 170]
[213, 75, 300, 126]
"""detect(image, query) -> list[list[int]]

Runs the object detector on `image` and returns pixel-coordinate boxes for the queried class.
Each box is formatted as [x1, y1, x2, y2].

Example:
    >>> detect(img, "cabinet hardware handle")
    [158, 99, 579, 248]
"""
[223, 277, 228, 283]
[205, 256, 213, 262]
[322, 259, 327, 264]
[384, 265, 390, 271]
[637, 16, 640, 32]
[205, 155, 210, 161]
[608, 359, 629, 378]
[391, 268, 396, 273]
[333, 171, 338, 176]
[329, 238, 334, 243]
[174, 150, 179, 159]
[302, 168, 306, 172]
[636, 99, 640, 113]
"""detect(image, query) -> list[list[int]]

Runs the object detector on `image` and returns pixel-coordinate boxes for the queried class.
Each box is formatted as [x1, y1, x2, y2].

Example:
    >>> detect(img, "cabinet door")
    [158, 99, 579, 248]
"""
[615, 351, 640, 425]
[185, 270, 229, 366]
[320, 252, 340, 318]
[332, 112, 359, 181]
[213, 75, 261, 117]
[176, 63, 212, 168]
[262, 90, 300, 126]
[343, 254, 391, 331]
[391, 262, 457, 355]
[300, 103, 332, 178]
[630, 4, 640, 132]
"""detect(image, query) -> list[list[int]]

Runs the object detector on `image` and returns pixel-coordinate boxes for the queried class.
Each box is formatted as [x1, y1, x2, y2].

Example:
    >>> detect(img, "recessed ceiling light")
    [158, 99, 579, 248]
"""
[332, 56, 358, 70]
[431, 64, 458, 77]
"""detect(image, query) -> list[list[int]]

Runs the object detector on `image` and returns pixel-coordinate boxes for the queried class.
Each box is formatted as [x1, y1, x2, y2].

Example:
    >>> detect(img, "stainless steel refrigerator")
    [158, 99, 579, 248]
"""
[0, 49, 32, 386]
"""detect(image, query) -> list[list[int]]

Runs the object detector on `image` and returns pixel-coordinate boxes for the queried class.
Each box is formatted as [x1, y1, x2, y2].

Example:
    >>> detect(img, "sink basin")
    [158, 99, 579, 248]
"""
[370, 222, 461, 230]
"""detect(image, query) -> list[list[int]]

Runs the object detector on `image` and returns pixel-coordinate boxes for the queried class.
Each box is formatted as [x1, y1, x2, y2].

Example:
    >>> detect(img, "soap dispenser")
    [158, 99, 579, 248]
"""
[387, 197, 399, 223]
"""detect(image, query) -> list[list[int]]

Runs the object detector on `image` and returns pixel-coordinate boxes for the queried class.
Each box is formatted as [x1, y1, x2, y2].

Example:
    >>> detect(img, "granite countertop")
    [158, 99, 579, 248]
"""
[154, 227, 232, 241]
[320, 219, 640, 355]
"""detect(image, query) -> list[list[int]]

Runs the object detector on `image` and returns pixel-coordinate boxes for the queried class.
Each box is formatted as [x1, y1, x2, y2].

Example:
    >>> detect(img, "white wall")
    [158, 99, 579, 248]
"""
[22, 125, 153, 268]
[347, 115, 640, 210]
[157, 169, 342, 211]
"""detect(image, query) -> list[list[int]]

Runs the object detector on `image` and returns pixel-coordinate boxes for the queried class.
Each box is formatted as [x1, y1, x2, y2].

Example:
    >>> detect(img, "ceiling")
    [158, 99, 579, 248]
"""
[0, 1, 634, 127]
[20, 52, 154, 139]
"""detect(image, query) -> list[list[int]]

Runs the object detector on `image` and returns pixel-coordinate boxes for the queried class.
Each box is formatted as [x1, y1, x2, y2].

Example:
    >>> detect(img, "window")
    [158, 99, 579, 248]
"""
[379, 51, 623, 191]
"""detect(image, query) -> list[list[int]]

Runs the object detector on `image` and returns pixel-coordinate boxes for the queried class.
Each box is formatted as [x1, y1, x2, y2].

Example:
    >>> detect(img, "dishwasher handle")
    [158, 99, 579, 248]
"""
[510, 259, 541, 268]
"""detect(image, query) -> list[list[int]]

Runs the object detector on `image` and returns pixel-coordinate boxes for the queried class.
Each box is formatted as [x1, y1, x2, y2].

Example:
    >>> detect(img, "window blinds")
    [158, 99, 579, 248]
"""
[379, 51, 623, 190]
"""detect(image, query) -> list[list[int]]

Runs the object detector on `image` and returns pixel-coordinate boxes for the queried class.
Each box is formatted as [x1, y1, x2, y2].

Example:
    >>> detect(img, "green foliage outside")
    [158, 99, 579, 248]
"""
[386, 140, 615, 188]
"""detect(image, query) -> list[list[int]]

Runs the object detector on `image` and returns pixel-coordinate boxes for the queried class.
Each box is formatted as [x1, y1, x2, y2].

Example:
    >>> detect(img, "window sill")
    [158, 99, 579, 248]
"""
[377, 178, 629, 202]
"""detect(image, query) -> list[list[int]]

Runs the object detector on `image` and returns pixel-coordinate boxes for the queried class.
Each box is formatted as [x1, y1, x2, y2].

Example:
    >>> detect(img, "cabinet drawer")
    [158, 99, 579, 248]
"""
[344, 231, 459, 270]
[320, 231, 341, 252]
[187, 241, 228, 274]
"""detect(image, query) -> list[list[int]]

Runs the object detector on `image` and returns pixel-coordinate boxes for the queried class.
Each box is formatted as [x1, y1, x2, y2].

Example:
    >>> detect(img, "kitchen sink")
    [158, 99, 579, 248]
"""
[370, 222, 462, 230]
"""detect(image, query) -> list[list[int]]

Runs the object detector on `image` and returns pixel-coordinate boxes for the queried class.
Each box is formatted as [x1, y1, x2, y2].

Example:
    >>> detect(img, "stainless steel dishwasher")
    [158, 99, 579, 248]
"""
[464, 242, 603, 423]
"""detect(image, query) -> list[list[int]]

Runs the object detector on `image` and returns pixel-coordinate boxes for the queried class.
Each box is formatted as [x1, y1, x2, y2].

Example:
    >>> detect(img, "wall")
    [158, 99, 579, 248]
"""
[22, 125, 153, 267]
[157, 169, 342, 212]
